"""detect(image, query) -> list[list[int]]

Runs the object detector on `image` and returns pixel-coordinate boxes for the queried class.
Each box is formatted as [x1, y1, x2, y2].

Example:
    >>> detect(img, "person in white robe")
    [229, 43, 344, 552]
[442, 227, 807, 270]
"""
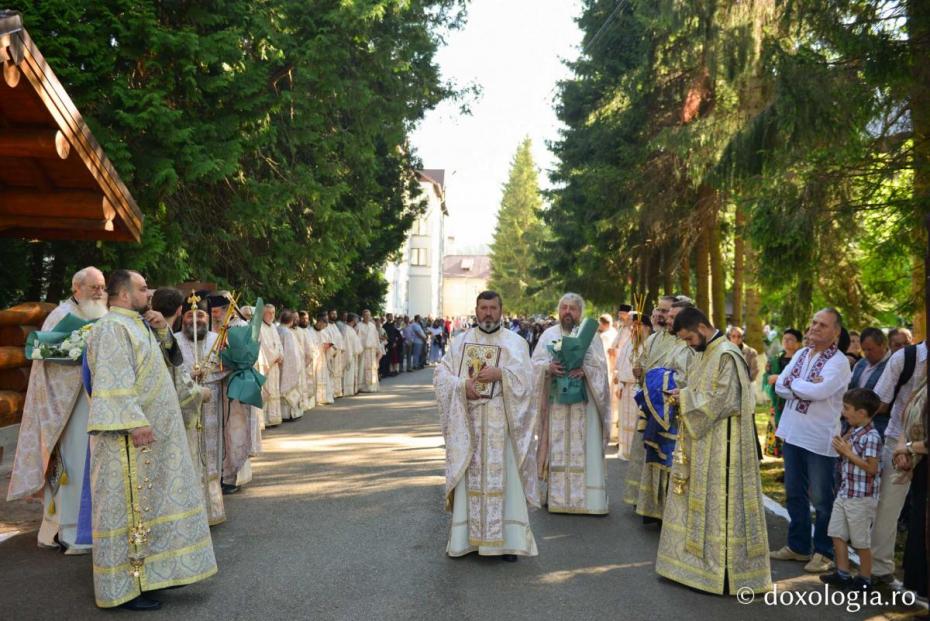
[357, 310, 381, 392]
[7, 267, 108, 555]
[341, 314, 363, 396]
[434, 290, 539, 561]
[598, 313, 620, 443]
[85, 270, 216, 610]
[310, 312, 334, 405]
[257, 304, 283, 426]
[324, 314, 346, 398]
[211, 300, 256, 491]
[174, 300, 227, 525]
[277, 309, 306, 421]
[614, 314, 643, 461]
[532, 293, 611, 515]
[295, 311, 317, 411]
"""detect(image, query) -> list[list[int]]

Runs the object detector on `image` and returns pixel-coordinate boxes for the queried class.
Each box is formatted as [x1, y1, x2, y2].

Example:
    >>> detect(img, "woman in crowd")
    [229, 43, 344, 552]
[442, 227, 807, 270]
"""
[763, 328, 803, 458]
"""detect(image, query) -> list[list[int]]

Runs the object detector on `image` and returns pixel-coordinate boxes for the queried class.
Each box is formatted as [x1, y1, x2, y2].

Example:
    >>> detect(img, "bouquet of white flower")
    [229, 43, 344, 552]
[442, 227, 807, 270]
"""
[26, 315, 95, 363]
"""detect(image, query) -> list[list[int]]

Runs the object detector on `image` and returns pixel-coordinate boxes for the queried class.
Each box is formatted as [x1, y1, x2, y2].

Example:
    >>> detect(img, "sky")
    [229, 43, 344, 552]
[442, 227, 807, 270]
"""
[410, 0, 584, 254]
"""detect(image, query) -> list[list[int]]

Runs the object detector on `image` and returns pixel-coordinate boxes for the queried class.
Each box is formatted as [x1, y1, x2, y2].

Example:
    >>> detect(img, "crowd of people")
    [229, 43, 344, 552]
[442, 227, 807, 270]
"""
[5, 267, 390, 610]
[5, 266, 927, 610]
[434, 289, 927, 604]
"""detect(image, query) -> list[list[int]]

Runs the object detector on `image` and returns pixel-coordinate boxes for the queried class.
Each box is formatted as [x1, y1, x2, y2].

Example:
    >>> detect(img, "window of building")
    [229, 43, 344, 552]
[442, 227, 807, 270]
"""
[411, 248, 429, 266]
[412, 217, 429, 236]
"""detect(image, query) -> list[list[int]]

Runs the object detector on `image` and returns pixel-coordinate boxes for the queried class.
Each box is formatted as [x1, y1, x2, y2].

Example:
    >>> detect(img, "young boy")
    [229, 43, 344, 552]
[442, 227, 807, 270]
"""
[821, 387, 883, 590]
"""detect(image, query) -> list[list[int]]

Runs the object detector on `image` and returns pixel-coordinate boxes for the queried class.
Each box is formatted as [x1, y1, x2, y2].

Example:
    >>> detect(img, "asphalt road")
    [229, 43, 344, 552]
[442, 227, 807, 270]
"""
[0, 369, 919, 620]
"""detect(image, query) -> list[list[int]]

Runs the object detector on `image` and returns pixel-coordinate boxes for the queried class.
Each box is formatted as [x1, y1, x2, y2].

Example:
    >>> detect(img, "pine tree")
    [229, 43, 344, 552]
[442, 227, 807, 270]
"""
[489, 139, 551, 316]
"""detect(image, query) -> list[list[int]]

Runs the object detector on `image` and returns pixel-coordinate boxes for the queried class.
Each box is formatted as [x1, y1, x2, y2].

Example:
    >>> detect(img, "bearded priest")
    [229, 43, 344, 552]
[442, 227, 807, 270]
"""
[357, 309, 381, 393]
[257, 304, 283, 427]
[655, 306, 771, 595]
[7, 266, 109, 555]
[434, 290, 539, 562]
[85, 270, 216, 610]
[532, 293, 611, 515]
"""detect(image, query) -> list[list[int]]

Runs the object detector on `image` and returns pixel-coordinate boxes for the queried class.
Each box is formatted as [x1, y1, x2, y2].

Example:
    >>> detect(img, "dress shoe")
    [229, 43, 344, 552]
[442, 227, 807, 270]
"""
[221, 483, 241, 495]
[501, 554, 518, 563]
[119, 595, 161, 611]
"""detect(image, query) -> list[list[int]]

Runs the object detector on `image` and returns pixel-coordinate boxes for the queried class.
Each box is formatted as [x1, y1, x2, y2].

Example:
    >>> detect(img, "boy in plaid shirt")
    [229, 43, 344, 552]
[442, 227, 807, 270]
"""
[821, 388, 883, 590]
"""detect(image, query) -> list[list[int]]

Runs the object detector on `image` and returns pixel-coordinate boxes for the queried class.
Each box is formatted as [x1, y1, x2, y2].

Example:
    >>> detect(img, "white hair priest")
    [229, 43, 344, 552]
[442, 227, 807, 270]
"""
[7, 266, 109, 554]
[532, 293, 611, 515]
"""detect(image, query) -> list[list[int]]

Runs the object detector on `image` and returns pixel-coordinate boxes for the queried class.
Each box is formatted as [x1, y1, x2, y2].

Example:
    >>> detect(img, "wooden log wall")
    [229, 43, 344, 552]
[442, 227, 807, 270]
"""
[0, 302, 54, 429]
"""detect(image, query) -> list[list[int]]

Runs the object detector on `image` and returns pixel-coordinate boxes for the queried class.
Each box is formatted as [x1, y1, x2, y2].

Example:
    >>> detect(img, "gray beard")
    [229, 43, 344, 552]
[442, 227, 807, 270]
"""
[76, 297, 108, 320]
[560, 317, 576, 332]
[478, 319, 501, 333]
[183, 324, 208, 340]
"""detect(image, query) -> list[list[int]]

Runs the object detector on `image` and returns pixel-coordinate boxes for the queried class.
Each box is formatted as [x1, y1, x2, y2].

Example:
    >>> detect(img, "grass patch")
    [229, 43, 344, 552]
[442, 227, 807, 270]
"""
[760, 460, 785, 505]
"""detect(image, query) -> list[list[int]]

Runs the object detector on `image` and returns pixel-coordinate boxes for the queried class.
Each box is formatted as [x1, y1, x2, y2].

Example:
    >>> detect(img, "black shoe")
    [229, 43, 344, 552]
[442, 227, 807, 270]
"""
[642, 516, 662, 526]
[820, 571, 852, 588]
[221, 483, 241, 495]
[119, 596, 162, 611]
[501, 554, 518, 563]
[850, 576, 873, 591]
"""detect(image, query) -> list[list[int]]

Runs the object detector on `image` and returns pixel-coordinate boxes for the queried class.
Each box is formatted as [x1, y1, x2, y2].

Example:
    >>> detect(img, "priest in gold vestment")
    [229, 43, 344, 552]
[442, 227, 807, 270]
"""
[623, 295, 678, 509]
[634, 300, 694, 521]
[533, 293, 610, 515]
[257, 304, 283, 426]
[86, 271, 216, 610]
[656, 307, 771, 595]
[434, 291, 538, 561]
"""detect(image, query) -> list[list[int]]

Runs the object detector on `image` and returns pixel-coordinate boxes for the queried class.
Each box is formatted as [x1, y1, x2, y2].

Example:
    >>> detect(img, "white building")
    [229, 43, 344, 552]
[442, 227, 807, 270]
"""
[383, 169, 446, 318]
[442, 255, 491, 318]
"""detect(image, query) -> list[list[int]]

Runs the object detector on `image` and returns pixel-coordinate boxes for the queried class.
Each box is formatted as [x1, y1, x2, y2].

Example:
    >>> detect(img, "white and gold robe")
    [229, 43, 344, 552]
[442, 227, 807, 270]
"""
[341, 325, 362, 397]
[257, 322, 283, 426]
[310, 327, 333, 405]
[86, 308, 216, 608]
[7, 299, 95, 554]
[277, 326, 305, 421]
[599, 326, 620, 443]
[434, 327, 539, 557]
[614, 330, 641, 461]
[635, 339, 693, 520]
[176, 331, 227, 525]
[324, 324, 345, 398]
[357, 321, 381, 393]
[656, 335, 771, 595]
[294, 325, 317, 411]
[533, 324, 611, 514]
[622, 328, 678, 506]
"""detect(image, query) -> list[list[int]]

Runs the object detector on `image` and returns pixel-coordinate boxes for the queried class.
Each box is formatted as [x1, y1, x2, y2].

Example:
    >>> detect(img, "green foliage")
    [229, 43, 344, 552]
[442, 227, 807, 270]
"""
[546, 0, 922, 330]
[488, 138, 556, 315]
[1, 0, 466, 311]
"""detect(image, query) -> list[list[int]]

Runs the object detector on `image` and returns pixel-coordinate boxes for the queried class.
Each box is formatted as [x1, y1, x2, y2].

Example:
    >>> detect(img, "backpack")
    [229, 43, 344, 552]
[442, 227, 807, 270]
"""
[891, 343, 919, 407]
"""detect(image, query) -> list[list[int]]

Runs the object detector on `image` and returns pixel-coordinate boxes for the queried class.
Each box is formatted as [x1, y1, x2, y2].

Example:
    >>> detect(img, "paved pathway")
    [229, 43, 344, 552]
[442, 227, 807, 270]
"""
[0, 369, 919, 619]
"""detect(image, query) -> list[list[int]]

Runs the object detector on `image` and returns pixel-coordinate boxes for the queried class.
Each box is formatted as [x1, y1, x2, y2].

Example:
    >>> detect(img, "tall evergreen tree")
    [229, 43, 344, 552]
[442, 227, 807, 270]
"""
[488, 138, 552, 315]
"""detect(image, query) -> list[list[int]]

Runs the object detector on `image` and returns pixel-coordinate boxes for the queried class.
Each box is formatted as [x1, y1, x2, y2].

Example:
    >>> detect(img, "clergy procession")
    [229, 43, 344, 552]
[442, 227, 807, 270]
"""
[2, 1, 929, 618]
[5, 267, 388, 610]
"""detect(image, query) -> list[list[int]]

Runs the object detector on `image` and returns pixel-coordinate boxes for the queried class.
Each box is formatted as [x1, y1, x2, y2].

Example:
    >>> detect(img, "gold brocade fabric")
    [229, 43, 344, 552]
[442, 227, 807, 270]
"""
[434, 327, 539, 522]
[87, 308, 216, 608]
[635, 340, 694, 519]
[532, 324, 611, 514]
[7, 300, 85, 501]
[622, 329, 678, 506]
[655, 337, 771, 595]
[257, 323, 283, 425]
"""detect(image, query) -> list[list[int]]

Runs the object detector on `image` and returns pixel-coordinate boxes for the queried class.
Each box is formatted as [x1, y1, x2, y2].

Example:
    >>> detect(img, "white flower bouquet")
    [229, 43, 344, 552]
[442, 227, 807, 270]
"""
[26, 316, 95, 364]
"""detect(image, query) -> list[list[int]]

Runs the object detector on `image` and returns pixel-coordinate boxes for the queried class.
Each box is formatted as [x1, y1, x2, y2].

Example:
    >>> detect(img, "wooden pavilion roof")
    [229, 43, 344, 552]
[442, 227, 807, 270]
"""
[0, 10, 143, 242]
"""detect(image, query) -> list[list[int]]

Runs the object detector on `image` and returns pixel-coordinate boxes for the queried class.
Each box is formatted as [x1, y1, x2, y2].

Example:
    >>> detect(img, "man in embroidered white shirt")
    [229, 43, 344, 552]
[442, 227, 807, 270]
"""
[770, 308, 852, 573]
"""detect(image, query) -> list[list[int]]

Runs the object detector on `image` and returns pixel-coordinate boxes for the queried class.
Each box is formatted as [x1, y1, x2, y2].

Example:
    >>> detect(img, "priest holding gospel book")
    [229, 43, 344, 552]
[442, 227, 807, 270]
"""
[433, 291, 539, 562]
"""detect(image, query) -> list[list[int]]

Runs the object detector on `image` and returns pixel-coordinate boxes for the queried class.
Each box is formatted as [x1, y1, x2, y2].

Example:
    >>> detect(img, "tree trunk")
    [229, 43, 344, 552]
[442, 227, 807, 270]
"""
[743, 239, 765, 352]
[695, 227, 711, 314]
[732, 205, 745, 327]
[26, 243, 46, 301]
[647, 248, 662, 313]
[710, 215, 726, 329]
[661, 247, 675, 295]
[679, 250, 692, 298]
